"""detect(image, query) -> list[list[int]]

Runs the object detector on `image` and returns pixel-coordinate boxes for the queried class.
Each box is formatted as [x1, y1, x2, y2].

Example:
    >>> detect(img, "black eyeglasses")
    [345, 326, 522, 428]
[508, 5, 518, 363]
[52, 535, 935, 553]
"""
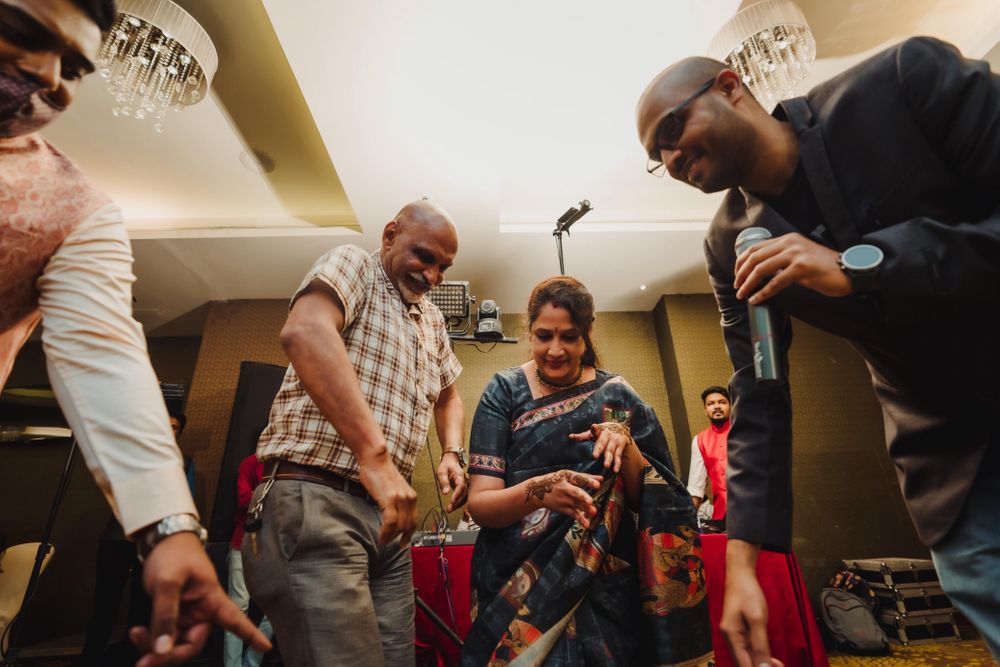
[646, 77, 716, 177]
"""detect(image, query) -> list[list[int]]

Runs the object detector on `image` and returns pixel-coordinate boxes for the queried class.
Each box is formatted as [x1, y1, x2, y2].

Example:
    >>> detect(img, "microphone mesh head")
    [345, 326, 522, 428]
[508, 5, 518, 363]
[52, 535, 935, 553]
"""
[735, 226, 773, 255]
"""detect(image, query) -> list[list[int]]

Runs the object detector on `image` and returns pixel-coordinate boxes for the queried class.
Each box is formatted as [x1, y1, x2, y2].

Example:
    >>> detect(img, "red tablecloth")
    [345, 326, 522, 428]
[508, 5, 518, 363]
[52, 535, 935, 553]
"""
[413, 544, 474, 667]
[413, 535, 828, 667]
[702, 533, 829, 667]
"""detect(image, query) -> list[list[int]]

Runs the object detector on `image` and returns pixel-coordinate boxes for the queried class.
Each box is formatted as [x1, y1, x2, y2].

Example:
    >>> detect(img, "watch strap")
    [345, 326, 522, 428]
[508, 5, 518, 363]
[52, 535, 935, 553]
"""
[135, 513, 207, 562]
[441, 446, 466, 467]
[845, 268, 879, 293]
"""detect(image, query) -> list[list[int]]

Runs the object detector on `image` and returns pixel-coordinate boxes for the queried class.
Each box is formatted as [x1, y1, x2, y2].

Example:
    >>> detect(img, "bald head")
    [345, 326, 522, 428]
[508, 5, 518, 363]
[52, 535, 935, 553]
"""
[635, 56, 780, 193]
[392, 198, 457, 235]
[636, 57, 728, 157]
[381, 198, 458, 303]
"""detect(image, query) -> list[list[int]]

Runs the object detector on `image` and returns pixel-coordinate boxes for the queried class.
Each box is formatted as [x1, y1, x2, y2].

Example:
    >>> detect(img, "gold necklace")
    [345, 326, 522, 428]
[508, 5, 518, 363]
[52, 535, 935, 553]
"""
[535, 364, 584, 391]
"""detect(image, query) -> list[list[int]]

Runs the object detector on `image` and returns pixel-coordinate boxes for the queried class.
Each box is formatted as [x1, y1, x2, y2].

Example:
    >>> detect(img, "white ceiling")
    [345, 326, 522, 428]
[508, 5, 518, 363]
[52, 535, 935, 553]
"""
[40, 0, 1000, 333]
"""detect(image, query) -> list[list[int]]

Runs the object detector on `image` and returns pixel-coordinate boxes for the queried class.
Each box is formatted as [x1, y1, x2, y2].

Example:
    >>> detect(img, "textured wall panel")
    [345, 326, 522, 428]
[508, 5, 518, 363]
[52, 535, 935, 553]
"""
[183, 300, 289, 518]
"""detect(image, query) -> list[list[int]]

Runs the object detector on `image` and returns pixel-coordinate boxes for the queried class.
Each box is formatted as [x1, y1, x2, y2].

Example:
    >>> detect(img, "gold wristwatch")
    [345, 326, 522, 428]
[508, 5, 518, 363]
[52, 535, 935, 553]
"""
[441, 446, 467, 468]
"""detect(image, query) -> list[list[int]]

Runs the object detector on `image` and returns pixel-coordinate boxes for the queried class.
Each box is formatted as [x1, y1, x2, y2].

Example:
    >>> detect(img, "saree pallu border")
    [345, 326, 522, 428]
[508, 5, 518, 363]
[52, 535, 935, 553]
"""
[472, 465, 713, 666]
[463, 374, 713, 665]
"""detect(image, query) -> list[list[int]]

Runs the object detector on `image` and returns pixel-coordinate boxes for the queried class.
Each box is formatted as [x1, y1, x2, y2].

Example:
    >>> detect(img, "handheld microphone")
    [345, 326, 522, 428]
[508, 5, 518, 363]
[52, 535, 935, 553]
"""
[734, 227, 782, 384]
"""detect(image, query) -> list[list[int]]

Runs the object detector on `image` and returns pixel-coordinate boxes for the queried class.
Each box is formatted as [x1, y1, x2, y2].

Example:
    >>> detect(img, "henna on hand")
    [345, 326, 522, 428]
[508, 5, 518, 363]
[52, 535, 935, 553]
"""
[525, 470, 567, 502]
[596, 421, 631, 439]
[594, 422, 636, 463]
[524, 470, 598, 503]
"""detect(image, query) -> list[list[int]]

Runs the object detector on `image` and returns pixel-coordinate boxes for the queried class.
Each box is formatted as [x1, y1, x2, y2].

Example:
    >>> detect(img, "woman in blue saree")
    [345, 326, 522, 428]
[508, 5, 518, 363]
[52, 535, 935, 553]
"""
[462, 277, 713, 666]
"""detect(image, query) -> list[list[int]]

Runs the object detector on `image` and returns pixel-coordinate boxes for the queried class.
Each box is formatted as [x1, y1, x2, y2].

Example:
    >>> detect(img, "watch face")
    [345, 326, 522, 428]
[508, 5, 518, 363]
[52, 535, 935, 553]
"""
[844, 244, 883, 271]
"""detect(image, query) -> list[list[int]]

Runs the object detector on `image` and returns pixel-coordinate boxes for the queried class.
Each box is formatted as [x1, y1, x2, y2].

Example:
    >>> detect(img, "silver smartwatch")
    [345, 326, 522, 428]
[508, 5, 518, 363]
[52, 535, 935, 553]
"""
[135, 513, 208, 562]
[838, 244, 884, 293]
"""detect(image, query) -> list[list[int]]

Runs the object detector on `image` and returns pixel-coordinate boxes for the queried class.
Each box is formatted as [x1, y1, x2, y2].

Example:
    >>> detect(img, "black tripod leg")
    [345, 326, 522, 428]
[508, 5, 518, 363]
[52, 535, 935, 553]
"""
[414, 588, 463, 649]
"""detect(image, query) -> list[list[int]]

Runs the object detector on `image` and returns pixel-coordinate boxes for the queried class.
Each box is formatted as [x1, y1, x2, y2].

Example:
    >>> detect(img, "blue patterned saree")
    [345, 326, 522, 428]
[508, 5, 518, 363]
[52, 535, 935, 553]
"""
[462, 368, 713, 666]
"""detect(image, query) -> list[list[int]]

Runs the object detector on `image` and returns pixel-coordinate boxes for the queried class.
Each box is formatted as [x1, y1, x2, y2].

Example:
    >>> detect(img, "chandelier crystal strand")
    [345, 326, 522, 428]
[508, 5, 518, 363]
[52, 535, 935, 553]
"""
[708, 0, 816, 112]
[95, 0, 217, 133]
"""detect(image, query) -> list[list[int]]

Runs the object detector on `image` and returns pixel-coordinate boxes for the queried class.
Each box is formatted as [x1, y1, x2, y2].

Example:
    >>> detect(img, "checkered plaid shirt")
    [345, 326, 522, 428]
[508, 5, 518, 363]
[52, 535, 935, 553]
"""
[257, 245, 461, 480]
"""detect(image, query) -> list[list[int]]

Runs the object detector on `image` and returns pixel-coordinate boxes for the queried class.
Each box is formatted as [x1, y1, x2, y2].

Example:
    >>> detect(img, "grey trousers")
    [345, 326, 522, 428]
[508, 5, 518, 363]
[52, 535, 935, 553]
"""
[242, 479, 414, 667]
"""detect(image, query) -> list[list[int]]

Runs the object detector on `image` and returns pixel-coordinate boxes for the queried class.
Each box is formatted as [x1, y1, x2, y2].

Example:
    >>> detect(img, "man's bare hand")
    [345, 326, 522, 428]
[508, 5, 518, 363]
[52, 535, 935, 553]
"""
[721, 539, 783, 667]
[359, 452, 418, 546]
[130, 532, 272, 667]
[436, 453, 468, 512]
[734, 232, 850, 304]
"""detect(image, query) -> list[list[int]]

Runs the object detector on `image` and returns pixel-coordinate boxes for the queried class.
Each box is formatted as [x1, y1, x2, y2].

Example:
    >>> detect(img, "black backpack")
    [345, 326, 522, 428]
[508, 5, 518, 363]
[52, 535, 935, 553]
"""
[818, 587, 890, 655]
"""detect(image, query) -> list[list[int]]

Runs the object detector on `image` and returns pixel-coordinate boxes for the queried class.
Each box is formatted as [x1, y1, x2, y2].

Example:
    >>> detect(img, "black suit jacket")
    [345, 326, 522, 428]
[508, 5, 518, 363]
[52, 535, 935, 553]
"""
[705, 37, 1000, 549]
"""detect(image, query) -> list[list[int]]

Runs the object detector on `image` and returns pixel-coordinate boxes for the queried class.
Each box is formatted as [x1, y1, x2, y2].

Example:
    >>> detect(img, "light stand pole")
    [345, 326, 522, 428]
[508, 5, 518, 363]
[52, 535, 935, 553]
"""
[2, 434, 76, 665]
[552, 200, 592, 275]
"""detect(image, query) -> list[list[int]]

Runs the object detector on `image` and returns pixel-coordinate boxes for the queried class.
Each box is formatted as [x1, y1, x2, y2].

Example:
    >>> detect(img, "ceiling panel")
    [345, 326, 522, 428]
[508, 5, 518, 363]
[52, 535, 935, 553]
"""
[36, 0, 1000, 332]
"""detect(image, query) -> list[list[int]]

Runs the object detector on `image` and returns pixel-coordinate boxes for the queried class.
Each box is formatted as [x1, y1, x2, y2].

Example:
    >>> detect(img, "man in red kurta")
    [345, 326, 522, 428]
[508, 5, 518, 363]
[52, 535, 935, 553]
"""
[687, 386, 731, 531]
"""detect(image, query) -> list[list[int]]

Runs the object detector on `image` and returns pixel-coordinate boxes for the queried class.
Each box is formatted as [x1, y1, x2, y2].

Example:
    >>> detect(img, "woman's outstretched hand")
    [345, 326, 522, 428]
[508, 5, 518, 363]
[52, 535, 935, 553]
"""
[523, 470, 602, 528]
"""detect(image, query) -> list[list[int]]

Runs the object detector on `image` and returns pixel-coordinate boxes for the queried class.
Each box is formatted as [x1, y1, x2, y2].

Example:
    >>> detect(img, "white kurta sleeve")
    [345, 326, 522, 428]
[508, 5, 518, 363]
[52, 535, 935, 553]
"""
[687, 434, 708, 499]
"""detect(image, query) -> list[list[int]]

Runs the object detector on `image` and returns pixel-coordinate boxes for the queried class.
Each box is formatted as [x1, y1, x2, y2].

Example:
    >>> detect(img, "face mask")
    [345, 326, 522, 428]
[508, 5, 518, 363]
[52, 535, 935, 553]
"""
[0, 69, 64, 138]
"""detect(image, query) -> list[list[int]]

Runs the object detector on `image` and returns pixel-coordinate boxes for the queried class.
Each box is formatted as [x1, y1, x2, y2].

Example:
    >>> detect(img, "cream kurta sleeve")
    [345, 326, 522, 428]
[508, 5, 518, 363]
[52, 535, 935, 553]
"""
[37, 204, 197, 535]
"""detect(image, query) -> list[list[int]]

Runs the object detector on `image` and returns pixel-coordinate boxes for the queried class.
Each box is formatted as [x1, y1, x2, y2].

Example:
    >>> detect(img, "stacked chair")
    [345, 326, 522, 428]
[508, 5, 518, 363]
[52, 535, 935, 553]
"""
[843, 557, 960, 646]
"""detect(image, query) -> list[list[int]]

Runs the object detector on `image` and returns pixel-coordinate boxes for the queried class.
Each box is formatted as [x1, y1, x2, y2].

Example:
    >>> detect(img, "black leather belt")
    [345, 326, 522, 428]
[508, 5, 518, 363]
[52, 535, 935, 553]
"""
[269, 460, 374, 504]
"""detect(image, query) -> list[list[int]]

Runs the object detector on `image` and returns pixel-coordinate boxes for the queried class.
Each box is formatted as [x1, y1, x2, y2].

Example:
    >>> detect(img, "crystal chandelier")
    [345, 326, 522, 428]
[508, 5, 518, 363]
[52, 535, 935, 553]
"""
[95, 0, 218, 133]
[708, 0, 816, 112]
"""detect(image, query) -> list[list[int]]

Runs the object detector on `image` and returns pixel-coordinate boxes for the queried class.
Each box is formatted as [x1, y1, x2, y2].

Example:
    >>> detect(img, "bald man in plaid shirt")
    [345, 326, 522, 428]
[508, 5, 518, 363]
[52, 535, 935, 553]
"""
[243, 199, 468, 667]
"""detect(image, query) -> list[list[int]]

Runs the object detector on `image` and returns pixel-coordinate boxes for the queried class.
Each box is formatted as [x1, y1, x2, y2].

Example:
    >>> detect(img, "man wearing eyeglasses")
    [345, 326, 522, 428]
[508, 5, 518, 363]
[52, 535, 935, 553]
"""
[636, 37, 1000, 667]
[0, 1, 270, 664]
